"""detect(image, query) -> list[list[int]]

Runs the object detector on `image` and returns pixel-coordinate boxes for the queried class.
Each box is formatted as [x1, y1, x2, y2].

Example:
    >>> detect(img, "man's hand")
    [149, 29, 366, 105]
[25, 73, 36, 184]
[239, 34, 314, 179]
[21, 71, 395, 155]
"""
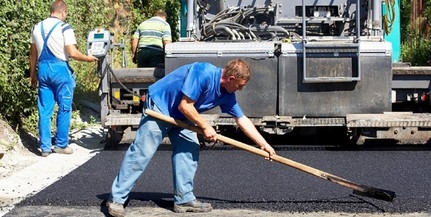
[132, 54, 137, 64]
[178, 95, 218, 142]
[87, 55, 98, 62]
[30, 75, 38, 88]
[202, 125, 217, 142]
[260, 143, 276, 160]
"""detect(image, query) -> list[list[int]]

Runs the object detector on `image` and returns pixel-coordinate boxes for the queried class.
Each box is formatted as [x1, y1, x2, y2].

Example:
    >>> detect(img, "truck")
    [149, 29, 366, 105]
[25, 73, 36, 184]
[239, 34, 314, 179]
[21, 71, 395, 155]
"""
[86, 0, 431, 146]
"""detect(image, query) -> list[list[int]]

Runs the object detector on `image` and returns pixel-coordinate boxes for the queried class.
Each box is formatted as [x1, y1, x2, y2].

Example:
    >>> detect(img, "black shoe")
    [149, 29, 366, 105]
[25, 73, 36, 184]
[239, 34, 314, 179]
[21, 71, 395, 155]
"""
[173, 199, 213, 213]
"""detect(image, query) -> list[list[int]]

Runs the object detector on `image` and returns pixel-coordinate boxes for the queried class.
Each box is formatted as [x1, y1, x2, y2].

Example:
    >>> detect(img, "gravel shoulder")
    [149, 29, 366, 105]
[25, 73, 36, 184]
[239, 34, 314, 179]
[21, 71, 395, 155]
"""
[0, 125, 105, 216]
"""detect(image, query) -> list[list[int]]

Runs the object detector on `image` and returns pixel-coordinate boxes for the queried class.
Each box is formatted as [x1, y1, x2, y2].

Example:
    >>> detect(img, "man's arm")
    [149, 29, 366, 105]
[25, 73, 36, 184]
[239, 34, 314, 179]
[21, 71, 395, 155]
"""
[29, 43, 38, 88]
[65, 45, 98, 62]
[131, 37, 138, 63]
[178, 95, 217, 142]
[163, 39, 171, 48]
[131, 37, 138, 55]
[235, 115, 276, 158]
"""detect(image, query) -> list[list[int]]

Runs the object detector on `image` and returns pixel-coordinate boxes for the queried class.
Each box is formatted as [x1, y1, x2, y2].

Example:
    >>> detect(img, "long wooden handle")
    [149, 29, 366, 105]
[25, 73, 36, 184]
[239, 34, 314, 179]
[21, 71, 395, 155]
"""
[145, 109, 396, 201]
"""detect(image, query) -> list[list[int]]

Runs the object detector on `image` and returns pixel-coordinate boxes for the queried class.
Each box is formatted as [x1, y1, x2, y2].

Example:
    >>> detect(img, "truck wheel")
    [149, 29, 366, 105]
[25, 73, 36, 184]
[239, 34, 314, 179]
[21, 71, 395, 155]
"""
[105, 127, 124, 148]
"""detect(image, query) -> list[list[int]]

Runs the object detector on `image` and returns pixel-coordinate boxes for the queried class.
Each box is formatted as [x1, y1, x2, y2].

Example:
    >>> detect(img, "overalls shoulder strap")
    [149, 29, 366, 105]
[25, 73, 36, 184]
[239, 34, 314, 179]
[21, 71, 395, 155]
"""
[41, 21, 62, 45]
[39, 21, 63, 61]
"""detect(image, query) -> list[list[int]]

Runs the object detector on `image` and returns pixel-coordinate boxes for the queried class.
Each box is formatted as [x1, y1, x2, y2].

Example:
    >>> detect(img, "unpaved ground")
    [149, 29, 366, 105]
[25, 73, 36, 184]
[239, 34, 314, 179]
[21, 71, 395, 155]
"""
[0, 122, 39, 180]
[0, 123, 105, 216]
[0, 103, 103, 180]
[6, 205, 431, 217]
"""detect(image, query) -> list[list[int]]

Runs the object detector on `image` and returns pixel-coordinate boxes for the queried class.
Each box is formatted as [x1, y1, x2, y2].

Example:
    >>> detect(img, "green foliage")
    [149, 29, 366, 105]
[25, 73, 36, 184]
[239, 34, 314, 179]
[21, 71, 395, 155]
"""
[67, 0, 114, 94]
[424, 0, 431, 27]
[20, 109, 39, 136]
[166, 0, 181, 42]
[131, 0, 180, 42]
[0, 0, 113, 130]
[400, 0, 411, 43]
[0, 0, 49, 124]
[70, 109, 88, 130]
[401, 34, 431, 66]
[0, 0, 181, 135]
[400, 0, 431, 65]
[21, 105, 92, 136]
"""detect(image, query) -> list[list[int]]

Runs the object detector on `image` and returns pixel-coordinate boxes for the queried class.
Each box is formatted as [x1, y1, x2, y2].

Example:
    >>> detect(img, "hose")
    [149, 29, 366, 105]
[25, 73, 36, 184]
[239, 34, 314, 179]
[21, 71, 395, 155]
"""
[383, 0, 396, 34]
[200, 6, 282, 41]
[107, 63, 140, 98]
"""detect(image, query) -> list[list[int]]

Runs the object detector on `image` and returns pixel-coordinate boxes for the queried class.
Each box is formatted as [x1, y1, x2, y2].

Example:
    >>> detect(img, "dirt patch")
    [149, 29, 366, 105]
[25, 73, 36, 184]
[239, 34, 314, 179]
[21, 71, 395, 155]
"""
[0, 125, 105, 215]
[0, 103, 106, 215]
[0, 102, 102, 180]
[0, 121, 40, 180]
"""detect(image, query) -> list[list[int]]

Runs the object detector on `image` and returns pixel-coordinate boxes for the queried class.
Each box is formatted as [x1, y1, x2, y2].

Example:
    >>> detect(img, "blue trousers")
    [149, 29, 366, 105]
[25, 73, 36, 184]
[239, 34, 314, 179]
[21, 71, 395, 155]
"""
[37, 61, 75, 153]
[110, 96, 200, 205]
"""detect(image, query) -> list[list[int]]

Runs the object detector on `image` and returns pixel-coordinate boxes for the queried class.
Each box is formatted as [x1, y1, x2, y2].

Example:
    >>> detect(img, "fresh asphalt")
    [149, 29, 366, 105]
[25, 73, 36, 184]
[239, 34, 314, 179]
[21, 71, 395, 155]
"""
[6, 142, 431, 216]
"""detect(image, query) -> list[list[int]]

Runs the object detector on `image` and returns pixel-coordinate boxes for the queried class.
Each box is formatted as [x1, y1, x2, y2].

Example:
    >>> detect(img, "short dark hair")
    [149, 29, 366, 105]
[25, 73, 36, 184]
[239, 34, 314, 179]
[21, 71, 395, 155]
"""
[50, 0, 67, 14]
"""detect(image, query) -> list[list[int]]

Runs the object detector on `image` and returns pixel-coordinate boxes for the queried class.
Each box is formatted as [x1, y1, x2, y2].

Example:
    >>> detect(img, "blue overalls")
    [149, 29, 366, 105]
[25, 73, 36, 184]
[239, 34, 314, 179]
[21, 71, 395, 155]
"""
[37, 21, 76, 153]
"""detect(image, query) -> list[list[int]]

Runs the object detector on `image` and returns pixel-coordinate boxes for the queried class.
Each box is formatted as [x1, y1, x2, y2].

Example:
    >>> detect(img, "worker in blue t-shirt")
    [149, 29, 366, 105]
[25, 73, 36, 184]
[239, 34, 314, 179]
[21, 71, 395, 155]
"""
[107, 59, 276, 217]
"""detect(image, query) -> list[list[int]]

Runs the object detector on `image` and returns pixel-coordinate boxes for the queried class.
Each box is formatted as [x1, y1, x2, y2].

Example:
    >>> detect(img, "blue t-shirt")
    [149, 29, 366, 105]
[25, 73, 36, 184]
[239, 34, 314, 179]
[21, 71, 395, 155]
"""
[148, 62, 244, 119]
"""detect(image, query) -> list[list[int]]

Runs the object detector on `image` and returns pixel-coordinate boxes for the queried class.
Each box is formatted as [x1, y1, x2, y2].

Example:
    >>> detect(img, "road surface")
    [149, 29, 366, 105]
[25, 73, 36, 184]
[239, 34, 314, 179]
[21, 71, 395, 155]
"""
[4, 140, 431, 217]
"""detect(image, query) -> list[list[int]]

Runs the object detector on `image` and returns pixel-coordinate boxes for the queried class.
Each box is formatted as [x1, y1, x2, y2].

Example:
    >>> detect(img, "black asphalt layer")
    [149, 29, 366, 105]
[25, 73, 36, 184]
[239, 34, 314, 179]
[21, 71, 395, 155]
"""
[9, 145, 431, 214]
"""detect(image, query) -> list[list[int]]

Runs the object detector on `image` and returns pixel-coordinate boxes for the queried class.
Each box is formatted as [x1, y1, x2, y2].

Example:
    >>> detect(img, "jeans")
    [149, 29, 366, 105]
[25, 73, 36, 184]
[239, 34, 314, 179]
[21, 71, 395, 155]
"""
[38, 61, 75, 153]
[110, 95, 200, 205]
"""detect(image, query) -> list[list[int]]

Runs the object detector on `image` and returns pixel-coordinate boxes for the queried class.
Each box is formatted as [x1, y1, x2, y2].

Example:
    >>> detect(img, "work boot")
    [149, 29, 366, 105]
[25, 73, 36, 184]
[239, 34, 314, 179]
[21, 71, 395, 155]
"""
[52, 146, 73, 155]
[107, 201, 125, 217]
[41, 151, 51, 157]
[173, 199, 213, 213]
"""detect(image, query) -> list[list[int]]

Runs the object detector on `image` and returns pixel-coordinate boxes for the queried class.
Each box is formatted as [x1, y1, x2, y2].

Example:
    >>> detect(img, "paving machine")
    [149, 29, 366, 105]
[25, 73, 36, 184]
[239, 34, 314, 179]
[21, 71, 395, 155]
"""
[89, 0, 431, 146]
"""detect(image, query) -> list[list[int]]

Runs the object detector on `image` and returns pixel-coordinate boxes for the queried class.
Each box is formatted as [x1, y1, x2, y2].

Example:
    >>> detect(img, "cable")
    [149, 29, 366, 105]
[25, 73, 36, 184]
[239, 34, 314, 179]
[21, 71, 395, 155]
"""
[106, 63, 141, 98]
[383, 0, 396, 34]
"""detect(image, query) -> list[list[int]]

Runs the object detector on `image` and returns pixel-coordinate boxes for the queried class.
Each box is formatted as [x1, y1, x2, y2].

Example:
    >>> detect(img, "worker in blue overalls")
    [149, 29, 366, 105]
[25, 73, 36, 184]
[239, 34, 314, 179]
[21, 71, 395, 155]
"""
[29, 0, 98, 157]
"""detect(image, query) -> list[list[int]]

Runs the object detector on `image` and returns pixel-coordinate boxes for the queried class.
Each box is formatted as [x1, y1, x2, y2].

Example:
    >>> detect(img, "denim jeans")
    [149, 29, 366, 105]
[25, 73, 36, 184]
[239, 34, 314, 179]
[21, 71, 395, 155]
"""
[38, 61, 75, 153]
[110, 95, 200, 204]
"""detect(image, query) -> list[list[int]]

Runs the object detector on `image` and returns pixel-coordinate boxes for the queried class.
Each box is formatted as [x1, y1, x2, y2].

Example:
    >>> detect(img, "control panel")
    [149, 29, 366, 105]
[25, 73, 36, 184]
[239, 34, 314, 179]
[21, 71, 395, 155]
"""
[86, 28, 111, 57]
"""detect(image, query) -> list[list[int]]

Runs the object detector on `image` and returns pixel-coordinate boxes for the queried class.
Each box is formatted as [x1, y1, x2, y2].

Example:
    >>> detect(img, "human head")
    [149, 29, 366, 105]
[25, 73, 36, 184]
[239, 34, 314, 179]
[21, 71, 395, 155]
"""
[223, 59, 251, 81]
[50, 0, 68, 21]
[154, 10, 167, 20]
[221, 59, 251, 93]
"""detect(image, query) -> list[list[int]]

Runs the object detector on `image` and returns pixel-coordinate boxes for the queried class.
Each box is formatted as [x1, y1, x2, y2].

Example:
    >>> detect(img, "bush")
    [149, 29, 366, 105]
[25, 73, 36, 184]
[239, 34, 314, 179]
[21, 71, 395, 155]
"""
[0, 0, 49, 124]
[400, 0, 431, 65]
[401, 33, 431, 66]
[0, 0, 180, 135]
[0, 0, 112, 131]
